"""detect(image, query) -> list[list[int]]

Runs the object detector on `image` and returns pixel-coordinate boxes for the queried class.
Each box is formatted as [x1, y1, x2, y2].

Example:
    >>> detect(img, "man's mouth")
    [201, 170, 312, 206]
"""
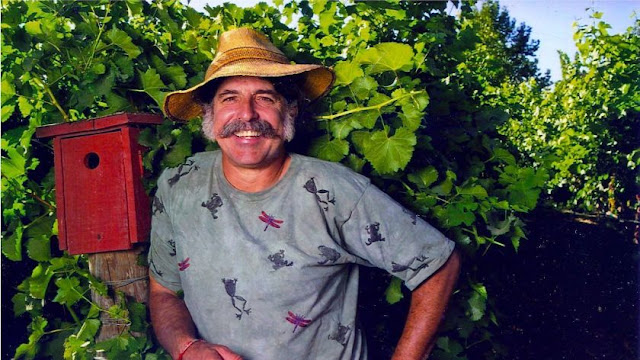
[218, 119, 280, 139]
[234, 130, 262, 138]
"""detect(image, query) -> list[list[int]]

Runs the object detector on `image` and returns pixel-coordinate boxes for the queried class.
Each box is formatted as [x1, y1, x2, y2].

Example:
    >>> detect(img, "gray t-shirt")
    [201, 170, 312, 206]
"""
[148, 150, 455, 360]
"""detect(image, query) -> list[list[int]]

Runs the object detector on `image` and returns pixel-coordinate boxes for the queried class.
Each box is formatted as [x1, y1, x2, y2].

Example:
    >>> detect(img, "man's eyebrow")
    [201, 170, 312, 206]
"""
[216, 89, 280, 97]
[216, 89, 239, 97]
[254, 89, 280, 96]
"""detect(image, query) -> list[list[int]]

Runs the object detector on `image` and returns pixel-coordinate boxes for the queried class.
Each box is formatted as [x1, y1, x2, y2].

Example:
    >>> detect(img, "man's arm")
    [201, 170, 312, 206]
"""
[149, 275, 242, 360]
[391, 249, 461, 360]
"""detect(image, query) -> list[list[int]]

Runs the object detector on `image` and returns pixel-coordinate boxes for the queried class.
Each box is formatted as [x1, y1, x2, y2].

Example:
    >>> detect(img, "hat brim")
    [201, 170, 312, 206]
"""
[163, 60, 335, 121]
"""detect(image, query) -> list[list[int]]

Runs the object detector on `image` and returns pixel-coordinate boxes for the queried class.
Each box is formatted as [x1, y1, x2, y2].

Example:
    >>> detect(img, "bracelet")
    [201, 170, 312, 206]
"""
[177, 338, 202, 360]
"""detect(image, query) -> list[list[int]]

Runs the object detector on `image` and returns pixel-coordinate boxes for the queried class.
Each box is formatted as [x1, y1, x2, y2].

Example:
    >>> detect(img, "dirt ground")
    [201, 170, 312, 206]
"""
[485, 209, 639, 359]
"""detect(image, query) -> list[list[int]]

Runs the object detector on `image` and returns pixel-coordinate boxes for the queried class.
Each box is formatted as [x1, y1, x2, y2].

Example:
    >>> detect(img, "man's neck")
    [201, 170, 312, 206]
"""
[222, 154, 291, 193]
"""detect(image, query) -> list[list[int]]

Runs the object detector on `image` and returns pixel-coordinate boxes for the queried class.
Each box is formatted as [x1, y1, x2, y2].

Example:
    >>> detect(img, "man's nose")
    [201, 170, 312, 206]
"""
[237, 98, 259, 121]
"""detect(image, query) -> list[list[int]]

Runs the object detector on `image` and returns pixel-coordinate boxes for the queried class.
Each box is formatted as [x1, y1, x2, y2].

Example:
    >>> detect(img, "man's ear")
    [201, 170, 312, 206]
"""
[287, 102, 299, 120]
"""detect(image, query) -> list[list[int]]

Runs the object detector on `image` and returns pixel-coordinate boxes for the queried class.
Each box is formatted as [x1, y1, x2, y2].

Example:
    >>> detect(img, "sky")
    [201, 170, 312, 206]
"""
[184, 0, 638, 82]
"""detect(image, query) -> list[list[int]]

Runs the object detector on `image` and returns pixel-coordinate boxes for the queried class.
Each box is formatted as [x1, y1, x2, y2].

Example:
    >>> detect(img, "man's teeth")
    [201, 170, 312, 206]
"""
[235, 130, 261, 137]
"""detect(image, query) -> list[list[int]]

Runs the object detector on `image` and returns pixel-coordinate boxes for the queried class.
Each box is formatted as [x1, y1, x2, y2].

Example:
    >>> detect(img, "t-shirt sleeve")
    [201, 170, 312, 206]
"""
[340, 183, 455, 291]
[147, 174, 182, 292]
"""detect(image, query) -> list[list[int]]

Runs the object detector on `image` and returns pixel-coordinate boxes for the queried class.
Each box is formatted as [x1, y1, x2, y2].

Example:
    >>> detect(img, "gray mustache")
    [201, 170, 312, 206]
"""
[217, 119, 280, 139]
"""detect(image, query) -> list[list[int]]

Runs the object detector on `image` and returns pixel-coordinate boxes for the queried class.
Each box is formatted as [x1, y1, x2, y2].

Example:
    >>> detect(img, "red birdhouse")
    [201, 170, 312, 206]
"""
[36, 113, 164, 255]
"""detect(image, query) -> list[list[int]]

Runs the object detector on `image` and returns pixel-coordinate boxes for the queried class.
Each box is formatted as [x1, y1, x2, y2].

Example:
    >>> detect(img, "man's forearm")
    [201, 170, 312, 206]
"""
[392, 249, 461, 360]
[149, 276, 198, 359]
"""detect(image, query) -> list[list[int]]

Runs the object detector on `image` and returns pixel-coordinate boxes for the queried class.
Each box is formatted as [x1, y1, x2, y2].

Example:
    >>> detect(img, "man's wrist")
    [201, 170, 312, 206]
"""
[177, 338, 202, 360]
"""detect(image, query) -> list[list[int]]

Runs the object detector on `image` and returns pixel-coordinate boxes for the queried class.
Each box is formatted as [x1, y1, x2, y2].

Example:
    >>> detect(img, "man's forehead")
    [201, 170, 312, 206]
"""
[215, 76, 278, 94]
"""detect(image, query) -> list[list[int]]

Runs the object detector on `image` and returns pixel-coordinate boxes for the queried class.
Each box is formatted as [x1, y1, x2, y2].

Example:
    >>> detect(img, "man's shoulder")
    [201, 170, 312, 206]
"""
[292, 153, 371, 189]
[157, 150, 219, 188]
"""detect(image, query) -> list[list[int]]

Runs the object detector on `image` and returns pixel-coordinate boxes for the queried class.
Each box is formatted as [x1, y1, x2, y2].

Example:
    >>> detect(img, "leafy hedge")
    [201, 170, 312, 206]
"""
[2, 0, 596, 359]
[499, 14, 639, 216]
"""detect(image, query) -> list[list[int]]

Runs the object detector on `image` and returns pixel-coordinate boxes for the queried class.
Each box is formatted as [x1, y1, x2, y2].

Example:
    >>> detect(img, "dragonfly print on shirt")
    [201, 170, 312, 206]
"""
[178, 257, 190, 271]
[286, 311, 312, 333]
[259, 211, 283, 231]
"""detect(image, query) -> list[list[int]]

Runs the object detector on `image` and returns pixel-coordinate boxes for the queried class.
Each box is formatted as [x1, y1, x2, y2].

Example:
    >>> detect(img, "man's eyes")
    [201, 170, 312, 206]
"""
[217, 94, 278, 104]
[256, 95, 276, 103]
[220, 96, 236, 103]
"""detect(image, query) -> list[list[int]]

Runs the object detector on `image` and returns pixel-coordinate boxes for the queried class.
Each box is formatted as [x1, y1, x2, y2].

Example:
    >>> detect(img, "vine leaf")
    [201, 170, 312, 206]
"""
[408, 166, 439, 189]
[358, 43, 414, 73]
[457, 184, 488, 199]
[162, 129, 192, 168]
[25, 215, 55, 262]
[53, 278, 83, 306]
[107, 28, 142, 59]
[2, 223, 23, 261]
[29, 263, 55, 300]
[384, 277, 404, 304]
[139, 69, 167, 107]
[333, 61, 364, 86]
[309, 135, 349, 162]
[14, 316, 48, 359]
[363, 127, 416, 174]
[467, 283, 488, 321]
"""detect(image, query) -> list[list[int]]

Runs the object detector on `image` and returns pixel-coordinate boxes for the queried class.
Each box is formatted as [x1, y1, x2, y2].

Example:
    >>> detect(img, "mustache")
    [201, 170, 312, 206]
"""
[217, 119, 281, 139]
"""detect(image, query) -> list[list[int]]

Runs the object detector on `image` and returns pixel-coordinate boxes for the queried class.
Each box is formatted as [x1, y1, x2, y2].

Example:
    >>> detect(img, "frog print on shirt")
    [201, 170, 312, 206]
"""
[365, 222, 385, 246]
[201, 193, 223, 220]
[222, 278, 251, 320]
[391, 255, 433, 273]
[328, 323, 351, 346]
[317, 245, 341, 265]
[167, 159, 199, 187]
[303, 177, 335, 211]
[268, 249, 294, 270]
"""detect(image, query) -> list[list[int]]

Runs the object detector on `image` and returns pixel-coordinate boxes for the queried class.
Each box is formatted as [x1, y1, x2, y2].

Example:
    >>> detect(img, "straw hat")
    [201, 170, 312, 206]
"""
[163, 27, 335, 121]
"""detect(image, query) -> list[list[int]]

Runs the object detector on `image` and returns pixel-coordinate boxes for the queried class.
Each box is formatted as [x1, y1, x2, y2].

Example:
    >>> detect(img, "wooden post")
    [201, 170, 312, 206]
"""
[88, 247, 149, 341]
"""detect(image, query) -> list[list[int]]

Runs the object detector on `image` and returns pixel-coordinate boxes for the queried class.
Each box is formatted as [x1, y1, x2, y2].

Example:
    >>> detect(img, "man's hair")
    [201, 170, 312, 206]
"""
[198, 76, 302, 143]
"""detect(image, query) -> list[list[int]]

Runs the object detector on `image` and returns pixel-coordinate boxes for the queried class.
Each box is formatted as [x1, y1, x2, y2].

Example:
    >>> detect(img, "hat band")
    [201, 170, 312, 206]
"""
[206, 48, 290, 77]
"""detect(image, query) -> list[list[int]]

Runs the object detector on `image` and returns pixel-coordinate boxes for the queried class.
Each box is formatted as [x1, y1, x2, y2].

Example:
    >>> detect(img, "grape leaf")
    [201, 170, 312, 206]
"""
[309, 135, 349, 162]
[358, 43, 414, 73]
[334, 61, 364, 86]
[53, 277, 83, 306]
[107, 28, 142, 59]
[384, 277, 404, 304]
[363, 127, 416, 174]
[162, 130, 192, 168]
[140, 69, 167, 108]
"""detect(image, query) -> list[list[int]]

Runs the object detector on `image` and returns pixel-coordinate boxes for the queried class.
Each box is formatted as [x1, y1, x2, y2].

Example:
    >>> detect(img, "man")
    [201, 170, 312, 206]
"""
[149, 27, 460, 360]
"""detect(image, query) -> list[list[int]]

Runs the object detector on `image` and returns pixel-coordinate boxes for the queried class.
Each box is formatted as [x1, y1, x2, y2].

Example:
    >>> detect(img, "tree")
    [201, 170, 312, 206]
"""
[501, 13, 639, 216]
[464, 0, 551, 87]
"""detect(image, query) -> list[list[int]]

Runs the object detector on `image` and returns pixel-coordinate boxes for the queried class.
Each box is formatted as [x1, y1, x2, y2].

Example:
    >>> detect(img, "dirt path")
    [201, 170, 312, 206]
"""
[485, 209, 639, 359]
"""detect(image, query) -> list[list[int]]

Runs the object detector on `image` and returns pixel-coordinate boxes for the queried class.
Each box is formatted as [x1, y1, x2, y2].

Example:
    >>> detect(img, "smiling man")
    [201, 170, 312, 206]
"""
[148, 28, 460, 360]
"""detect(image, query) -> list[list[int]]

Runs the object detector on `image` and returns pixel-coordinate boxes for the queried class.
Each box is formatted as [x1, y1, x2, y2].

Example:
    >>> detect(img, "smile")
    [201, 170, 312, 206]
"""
[234, 130, 262, 138]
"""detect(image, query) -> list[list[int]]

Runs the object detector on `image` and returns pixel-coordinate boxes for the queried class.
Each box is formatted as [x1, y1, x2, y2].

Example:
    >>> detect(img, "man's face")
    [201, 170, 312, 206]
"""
[206, 76, 297, 170]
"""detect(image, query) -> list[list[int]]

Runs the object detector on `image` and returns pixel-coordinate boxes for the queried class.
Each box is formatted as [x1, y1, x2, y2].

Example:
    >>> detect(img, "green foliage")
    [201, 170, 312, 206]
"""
[500, 14, 639, 216]
[463, 0, 551, 87]
[1, 0, 576, 359]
